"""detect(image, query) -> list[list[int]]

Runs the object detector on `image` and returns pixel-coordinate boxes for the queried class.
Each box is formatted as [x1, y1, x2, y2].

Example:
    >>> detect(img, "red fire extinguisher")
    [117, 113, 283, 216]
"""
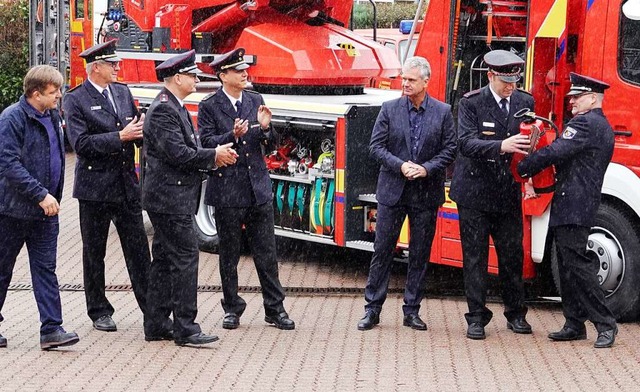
[510, 108, 559, 193]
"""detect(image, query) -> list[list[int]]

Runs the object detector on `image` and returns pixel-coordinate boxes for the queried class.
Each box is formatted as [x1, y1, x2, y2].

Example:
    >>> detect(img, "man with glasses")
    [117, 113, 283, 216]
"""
[517, 73, 618, 348]
[198, 48, 295, 331]
[449, 49, 533, 340]
[142, 50, 237, 346]
[63, 40, 150, 333]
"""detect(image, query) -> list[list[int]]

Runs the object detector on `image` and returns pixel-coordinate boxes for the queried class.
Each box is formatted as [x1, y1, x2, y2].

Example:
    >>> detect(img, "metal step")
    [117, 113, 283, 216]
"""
[357, 193, 377, 203]
[345, 240, 374, 252]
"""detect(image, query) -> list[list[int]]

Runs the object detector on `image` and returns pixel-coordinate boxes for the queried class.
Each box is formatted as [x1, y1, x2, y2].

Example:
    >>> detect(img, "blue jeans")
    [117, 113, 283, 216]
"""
[0, 214, 63, 335]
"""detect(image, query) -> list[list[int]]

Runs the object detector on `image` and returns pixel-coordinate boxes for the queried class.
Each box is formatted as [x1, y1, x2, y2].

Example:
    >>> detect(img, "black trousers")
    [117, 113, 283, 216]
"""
[79, 200, 150, 321]
[553, 225, 616, 332]
[215, 202, 285, 317]
[458, 205, 527, 325]
[364, 202, 438, 316]
[144, 212, 201, 338]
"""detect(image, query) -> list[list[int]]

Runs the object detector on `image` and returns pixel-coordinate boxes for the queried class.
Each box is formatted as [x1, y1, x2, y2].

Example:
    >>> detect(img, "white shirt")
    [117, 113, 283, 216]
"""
[88, 79, 117, 113]
[488, 84, 510, 113]
[222, 88, 242, 112]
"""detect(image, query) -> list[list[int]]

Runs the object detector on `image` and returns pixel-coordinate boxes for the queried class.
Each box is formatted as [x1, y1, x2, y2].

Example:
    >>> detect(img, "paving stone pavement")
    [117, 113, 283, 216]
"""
[1, 153, 639, 392]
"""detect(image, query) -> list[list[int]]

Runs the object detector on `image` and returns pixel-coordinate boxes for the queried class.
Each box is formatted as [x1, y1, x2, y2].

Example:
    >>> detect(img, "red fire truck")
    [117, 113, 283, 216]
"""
[30, 0, 640, 320]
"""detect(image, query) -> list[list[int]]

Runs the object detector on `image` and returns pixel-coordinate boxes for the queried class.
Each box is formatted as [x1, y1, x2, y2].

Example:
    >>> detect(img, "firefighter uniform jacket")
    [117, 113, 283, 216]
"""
[63, 80, 140, 202]
[198, 89, 274, 208]
[517, 108, 614, 227]
[449, 86, 534, 212]
[141, 88, 216, 215]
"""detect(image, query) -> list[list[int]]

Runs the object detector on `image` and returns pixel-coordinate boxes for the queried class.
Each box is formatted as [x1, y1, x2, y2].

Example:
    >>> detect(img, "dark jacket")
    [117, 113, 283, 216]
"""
[449, 86, 534, 212]
[0, 96, 65, 220]
[369, 94, 457, 208]
[198, 89, 274, 208]
[62, 80, 140, 202]
[518, 108, 614, 227]
[142, 88, 216, 215]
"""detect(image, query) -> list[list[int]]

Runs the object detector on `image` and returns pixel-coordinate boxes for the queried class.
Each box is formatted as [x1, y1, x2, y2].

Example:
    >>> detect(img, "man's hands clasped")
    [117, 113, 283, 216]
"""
[215, 142, 238, 167]
[401, 161, 427, 180]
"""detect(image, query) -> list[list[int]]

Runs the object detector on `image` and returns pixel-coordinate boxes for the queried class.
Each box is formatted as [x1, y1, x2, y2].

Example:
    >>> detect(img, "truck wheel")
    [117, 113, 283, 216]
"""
[194, 180, 219, 253]
[551, 203, 640, 321]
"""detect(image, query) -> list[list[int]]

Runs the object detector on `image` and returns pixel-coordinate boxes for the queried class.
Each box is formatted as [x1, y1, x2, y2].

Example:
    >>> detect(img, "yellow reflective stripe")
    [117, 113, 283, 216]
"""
[335, 169, 345, 193]
[536, 0, 567, 38]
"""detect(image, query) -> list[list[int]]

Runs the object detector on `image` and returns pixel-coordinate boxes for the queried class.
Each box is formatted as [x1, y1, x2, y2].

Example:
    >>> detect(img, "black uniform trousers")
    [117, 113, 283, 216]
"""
[79, 200, 149, 321]
[364, 199, 438, 316]
[144, 212, 201, 338]
[458, 205, 527, 325]
[553, 225, 616, 332]
[215, 201, 285, 317]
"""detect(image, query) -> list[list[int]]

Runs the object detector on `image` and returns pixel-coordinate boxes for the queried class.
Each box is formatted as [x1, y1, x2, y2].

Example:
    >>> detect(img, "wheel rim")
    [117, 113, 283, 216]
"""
[588, 227, 625, 296]
[194, 181, 217, 238]
[195, 205, 217, 237]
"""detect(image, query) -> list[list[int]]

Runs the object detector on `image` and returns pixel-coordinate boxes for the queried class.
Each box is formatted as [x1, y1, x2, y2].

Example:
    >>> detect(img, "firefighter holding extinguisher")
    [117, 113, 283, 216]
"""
[449, 49, 533, 340]
[517, 72, 618, 348]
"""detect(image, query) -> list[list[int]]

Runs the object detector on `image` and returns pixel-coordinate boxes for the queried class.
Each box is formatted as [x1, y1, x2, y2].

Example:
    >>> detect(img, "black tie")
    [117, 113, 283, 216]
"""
[500, 98, 509, 117]
[102, 89, 115, 112]
[235, 100, 243, 119]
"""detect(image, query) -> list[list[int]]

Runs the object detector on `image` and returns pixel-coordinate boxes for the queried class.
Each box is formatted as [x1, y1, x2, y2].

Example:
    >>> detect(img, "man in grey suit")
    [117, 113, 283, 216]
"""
[358, 56, 457, 331]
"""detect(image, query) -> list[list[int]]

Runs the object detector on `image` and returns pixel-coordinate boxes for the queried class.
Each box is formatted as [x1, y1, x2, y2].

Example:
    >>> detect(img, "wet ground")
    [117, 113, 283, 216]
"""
[1, 153, 638, 392]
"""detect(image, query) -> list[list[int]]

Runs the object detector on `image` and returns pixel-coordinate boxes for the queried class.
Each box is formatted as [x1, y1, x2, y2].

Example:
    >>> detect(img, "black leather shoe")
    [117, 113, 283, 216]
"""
[0, 333, 7, 348]
[548, 326, 587, 341]
[40, 329, 80, 350]
[594, 326, 618, 348]
[357, 311, 380, 331]
[93, 315, 117, 332]
[466, 322, 486, 340]
[145, 330, 174, 342]
[223, 313, 240, 330]
[174, 332, 219, 346]
[265, 312, 295, 330]
[403, 314, 427, 331]
[507, 317, 532, 334]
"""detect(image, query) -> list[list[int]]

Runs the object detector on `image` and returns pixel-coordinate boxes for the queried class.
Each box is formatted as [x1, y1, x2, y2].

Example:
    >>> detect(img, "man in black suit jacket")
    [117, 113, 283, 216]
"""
[518, 73, 617, 348]
[142, 50, 237, 346]
[198, 48, 295, 331]
[449, 50, 533, 340]
[357, 56, 457, 331]
[63, 40, 150, 332]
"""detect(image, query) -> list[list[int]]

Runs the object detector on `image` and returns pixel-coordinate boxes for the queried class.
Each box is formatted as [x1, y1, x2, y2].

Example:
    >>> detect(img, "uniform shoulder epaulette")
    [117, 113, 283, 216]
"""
[517, 88, 532, 96]
[65, 84, 82, 94]
[201, 92, 217, 101]
[462, 89, 481, 98]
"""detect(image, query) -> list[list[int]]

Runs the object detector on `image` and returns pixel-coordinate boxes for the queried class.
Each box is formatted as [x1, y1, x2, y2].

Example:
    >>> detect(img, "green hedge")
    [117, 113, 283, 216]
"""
[0, 0, 29, 112]
[352, 1, 429, 29]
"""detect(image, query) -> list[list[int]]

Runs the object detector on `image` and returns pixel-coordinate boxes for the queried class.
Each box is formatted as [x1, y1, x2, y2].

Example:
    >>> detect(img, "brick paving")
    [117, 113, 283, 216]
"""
[1, 153, 639, 392]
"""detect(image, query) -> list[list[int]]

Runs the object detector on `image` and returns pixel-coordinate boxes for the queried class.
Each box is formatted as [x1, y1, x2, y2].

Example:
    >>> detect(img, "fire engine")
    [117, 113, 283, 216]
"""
[29, 0, 640, 321]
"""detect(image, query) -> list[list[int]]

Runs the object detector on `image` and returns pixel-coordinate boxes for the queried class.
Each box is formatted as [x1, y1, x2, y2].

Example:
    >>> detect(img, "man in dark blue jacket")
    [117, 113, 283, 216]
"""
[518, 73, 618, 348]
[63, 40, 150, 332]
[449, 50, 533, 340]
[142, 50, 236, 346]
[0, 65, 79, 350]
[358, 56, 457, 331]
[198, 48, 294, 331]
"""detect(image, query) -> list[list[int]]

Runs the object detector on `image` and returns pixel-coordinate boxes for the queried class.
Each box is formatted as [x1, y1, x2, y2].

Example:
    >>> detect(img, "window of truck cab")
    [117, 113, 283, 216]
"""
[619, 5, 640, 85]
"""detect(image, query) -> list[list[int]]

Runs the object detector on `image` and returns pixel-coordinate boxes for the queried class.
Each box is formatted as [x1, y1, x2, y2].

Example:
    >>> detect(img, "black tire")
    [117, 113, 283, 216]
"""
[550, 202, 640, 321]
[194, 180, 219, 253]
